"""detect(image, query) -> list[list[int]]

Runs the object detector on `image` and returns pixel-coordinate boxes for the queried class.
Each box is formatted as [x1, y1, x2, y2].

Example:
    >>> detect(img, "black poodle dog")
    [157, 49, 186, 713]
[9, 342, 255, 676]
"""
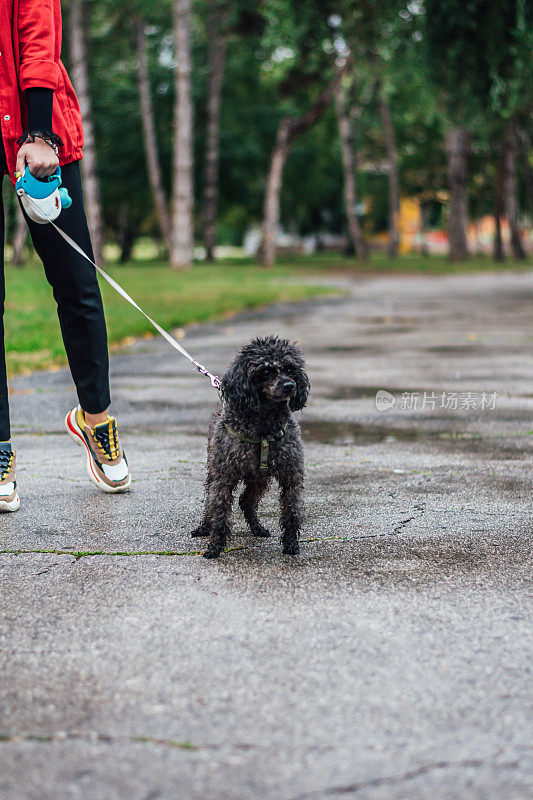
[192, 336, 310, 558]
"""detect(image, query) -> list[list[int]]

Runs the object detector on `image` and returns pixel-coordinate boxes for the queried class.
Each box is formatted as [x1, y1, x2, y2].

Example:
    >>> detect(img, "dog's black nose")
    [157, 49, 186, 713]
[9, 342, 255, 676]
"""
[282, 379, 296, 393]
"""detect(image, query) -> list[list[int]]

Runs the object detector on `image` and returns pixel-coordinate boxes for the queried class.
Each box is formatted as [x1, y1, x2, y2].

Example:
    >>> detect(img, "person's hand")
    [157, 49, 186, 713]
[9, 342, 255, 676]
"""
[16, 139, 59, 179]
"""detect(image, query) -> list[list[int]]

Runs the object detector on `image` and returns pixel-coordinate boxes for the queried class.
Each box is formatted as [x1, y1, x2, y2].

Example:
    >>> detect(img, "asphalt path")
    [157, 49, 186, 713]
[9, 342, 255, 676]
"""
[1, 270, 532, 799]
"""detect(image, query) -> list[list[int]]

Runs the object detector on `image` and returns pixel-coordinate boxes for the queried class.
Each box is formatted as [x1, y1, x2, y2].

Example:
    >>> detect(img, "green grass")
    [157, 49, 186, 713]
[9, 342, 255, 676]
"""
[4, 258, 336, 375]
[4, 251, 531, 376]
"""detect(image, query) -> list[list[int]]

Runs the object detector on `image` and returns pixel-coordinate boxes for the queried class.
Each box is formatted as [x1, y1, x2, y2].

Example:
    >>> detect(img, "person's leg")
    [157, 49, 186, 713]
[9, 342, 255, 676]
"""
[0, 146, 20, 510]
[0, 154, 10, 442]
[20, 161, 111, 420]
[22, 161, 130, 492]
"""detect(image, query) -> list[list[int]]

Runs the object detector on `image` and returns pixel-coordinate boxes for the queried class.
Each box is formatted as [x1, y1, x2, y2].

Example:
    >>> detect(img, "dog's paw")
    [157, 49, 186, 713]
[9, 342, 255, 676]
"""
[191, 525, 209, 537]
[253, 525, 271, 538]
[203, 547, 221, 559]
[282, 541, 300, 556]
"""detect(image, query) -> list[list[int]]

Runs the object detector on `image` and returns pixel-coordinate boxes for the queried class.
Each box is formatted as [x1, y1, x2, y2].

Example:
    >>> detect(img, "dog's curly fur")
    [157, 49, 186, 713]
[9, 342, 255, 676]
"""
[192, 336, 310, 558]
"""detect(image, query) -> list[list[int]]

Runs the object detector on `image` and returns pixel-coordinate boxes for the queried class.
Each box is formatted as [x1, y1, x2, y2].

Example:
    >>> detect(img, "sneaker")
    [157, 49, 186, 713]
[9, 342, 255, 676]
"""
[65, 406, 131, 493]
[0, 443, 20, 512]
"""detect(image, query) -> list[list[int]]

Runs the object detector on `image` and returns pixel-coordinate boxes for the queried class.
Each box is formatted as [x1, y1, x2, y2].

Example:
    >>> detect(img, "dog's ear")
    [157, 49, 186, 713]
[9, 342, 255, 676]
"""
[221, 358, 261, 413]
[289, 365, 310, 411]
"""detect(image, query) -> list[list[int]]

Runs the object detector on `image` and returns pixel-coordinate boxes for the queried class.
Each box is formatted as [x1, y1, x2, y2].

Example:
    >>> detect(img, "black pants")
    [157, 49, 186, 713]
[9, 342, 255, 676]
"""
[0, 144, 111, 440]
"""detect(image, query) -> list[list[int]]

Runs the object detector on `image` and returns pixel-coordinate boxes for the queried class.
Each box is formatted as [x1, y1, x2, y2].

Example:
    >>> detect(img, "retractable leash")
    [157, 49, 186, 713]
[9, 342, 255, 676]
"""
[15, 166, 222, 391]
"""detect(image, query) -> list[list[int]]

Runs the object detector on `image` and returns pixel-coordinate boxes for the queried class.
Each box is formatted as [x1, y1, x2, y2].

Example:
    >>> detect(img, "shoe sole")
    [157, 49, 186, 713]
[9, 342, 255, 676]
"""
[65, 408, 131, 494]
[0, 494, 20, 512]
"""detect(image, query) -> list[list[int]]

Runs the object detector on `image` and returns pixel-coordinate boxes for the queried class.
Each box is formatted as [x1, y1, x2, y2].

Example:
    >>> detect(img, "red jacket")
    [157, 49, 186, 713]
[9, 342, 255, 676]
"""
[1, 0, 83, 182]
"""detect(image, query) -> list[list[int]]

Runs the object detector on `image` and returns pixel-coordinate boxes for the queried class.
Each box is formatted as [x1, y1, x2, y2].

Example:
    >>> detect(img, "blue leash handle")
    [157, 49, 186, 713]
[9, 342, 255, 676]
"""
[15, 166, 72, 208]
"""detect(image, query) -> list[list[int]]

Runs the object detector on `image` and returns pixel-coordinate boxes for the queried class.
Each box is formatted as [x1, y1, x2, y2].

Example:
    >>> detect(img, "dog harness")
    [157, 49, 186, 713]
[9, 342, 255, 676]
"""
[223, 422, 288, 472]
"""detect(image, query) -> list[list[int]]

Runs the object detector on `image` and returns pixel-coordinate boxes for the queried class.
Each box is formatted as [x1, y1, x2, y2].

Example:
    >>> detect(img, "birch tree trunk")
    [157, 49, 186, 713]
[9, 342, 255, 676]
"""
[68, 0, 104, 265]
[446, 125, 469, 261]
[135, 17, 171, 252]
[261, 119, 291, 267]
[334, 81, 366, 261]
[503, 123, 525, 260]
[261, 55, 353, 267]
[203, 0, 229, 261]
[11, 202, 27, 268]
[171, 0, 194, 269]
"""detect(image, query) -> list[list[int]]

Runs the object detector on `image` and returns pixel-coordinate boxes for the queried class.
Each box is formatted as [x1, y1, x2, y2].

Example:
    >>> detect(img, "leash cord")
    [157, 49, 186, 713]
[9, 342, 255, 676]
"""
[21, 194, 221, 391]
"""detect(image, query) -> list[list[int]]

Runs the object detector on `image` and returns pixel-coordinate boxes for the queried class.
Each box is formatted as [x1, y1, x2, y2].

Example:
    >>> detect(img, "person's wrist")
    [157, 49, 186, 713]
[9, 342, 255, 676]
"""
[16, 131, 63, 157]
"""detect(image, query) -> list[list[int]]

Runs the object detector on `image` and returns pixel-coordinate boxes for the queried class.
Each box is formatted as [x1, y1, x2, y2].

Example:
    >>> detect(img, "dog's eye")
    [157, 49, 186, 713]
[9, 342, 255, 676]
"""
[256, 366, 274, 380]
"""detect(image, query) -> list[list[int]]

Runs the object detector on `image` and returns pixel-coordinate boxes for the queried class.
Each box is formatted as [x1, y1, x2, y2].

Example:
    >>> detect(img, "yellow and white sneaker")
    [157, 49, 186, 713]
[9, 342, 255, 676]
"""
[65, 406, 131, 493]
[0, 443, 20, 512]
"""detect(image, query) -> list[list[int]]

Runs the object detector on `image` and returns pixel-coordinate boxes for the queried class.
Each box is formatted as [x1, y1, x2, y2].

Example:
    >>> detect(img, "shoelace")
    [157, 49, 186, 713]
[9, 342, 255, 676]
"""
[0, 449, 14, 480]
[91, 419, 119, 461]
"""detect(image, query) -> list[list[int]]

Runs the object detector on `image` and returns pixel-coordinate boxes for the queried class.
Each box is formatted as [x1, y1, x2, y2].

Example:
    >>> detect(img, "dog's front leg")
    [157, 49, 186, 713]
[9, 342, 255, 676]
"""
[279, 477, 304, 556]
[203, 479, 237, 559]
[191, 477, 215, 538]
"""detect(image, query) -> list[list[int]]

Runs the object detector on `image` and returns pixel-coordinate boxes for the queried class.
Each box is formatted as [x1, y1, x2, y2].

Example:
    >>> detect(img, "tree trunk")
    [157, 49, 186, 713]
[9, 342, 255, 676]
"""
[117, 204, 135, 263]
[378, 94, 400, 257]
[334, 81, 366, 261]
[203, 0, 229, 262]
[368, 54, 399, 258]
[171, 0, 194, 269]
[261, 119, 291, 267]
[503, 123, 525, 260]
[515, 126, 533, 209]
[68, 0, 105, 265]
[446, 125, 469, 261]
[260, 55, 354, 267]
[493, 142, 505, 261]
[11, 202, 27, 268]
[135, 17, 171, 252]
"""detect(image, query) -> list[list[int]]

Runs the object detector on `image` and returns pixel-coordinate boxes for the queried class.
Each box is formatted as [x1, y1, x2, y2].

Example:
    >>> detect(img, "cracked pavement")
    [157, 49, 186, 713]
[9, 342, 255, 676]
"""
[0, 270, 532, 800]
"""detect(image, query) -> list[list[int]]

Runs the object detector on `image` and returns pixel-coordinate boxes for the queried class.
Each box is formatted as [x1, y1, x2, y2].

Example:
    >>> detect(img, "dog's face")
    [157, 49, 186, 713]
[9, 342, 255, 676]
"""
[221, 336, 310, 414]
[251, 359, 299, 404]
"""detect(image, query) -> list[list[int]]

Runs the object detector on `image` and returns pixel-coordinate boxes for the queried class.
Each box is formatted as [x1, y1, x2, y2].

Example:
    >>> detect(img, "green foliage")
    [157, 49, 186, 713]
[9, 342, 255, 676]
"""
[424, 0, 532, 128]
[48, 1, 533, 247]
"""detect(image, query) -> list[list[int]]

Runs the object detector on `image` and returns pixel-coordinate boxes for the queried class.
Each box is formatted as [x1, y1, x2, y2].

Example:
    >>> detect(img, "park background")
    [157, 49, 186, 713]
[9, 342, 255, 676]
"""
[2, 0, 532, 374]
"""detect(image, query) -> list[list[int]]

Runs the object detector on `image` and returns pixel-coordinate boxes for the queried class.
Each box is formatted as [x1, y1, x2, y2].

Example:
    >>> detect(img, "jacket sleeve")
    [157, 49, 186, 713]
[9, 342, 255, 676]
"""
[16, 0, 62, 91]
